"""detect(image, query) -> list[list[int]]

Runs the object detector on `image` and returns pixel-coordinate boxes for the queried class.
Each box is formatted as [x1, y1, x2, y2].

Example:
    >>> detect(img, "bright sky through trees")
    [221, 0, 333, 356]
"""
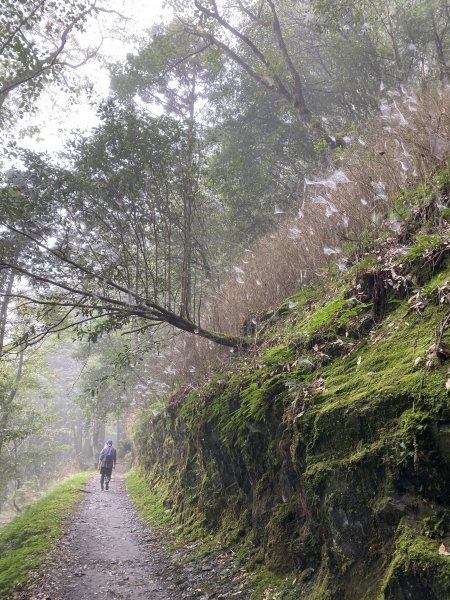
[10, 0, 168, 155]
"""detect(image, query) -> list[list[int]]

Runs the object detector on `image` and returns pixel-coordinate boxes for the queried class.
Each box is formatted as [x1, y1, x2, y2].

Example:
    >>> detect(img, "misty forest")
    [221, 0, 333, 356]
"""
[1, 1, 450, 599]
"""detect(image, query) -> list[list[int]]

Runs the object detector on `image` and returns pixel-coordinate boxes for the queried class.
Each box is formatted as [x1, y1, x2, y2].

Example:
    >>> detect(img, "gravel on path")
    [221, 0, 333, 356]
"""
[29, 471, 181, 600]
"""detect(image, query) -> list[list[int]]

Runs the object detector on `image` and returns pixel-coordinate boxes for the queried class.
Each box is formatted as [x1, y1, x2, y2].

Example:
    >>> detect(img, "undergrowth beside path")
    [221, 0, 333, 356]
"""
[126, 468, 172, 529]
[131, 197, 450, 597]
[126, 468, 305, 599]
[0, 471, 92, 599]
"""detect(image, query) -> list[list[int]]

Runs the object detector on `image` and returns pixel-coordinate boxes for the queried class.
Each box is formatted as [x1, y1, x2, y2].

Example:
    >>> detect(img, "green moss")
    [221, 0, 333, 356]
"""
[393, 186, 432, 220]
[308, 549, 333, 600]
[126, 468, 172, 528]
[301, 295, 348, 335]
[381, 523, 450, 598]
[0, 472, 92, 599]
[127, 467, 214, 550]
[261, 343, 295, 366]
[422, 263, 450, 296]
[421, 512, 450, 539]
[296, 297, 450, 495]
[249, 567, 303, 600]
[435, 164, 450, 188]
[392, 164, 450, 219]
[218, 369, 289, 446]
[350, 254, 377, 273]
[401, 232, 446, 262]
[264, 500, 299, 572]
[316, 303, 447, 408]
[131, 173, 450, 599]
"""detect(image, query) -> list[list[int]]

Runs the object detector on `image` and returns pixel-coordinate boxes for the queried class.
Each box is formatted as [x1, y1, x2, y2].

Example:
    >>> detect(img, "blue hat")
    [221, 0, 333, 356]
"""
[107, 440, 113, 446]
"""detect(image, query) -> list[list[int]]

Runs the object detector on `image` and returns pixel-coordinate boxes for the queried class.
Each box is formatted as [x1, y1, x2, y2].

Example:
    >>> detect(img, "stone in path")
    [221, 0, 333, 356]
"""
[30, 471, 180, 600]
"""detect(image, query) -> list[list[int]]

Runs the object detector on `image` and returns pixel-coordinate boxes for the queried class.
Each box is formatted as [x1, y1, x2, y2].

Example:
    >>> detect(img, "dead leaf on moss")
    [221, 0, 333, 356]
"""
[437, 282, 450, 304]
[446, 378, 450, 391]
[409, 297, 429, 313]
[425, 343, 450, 370]
[439, 543, 450, 555]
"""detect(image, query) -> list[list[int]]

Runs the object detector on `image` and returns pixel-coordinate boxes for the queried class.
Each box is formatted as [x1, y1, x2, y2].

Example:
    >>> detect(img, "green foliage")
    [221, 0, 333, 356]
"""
[4, 2, 450, 597]
[1, 100, 252, 351]
[0, 344, 69, 511]
[125, 468, 172, 528]
[0, 1, 99, 121]
[0, 472, 92, 599]
[73, 334, 135, 424]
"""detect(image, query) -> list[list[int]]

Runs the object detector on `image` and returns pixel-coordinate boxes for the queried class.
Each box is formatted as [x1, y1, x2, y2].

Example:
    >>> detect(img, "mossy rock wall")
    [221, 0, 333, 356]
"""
[134, 243, 450, 599]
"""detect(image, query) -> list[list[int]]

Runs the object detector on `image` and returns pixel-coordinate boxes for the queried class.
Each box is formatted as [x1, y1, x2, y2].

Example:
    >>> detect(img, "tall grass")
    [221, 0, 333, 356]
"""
[129, 86, 450, 405]
[205, 87, 450, 335]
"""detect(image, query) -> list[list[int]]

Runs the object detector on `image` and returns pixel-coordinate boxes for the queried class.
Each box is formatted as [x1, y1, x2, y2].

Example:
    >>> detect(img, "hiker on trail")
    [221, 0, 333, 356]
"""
[98, 439, 117, 491]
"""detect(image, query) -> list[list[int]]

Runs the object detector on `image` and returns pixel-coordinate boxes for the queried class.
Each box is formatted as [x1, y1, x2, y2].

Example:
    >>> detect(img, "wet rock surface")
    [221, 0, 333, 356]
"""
[27, 472, 252, 600]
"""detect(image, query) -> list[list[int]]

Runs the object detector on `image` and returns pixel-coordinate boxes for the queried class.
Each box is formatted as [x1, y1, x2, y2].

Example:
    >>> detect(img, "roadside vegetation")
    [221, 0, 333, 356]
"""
[132, 157, 450, 597]
[0, 472, 92, 599]
[1, 2, 450, 597]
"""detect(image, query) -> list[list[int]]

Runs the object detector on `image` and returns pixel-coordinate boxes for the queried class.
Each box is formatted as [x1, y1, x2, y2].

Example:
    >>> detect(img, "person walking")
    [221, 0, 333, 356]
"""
[98, 439, 117, 491]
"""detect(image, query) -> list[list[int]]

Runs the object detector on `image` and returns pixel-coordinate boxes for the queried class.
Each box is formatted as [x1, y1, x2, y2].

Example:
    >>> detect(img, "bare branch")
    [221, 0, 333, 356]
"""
[0, 2, 121, 103]
[0, 0, 46, 56]
[0, 228, 252, 349]
[266, 0, 310, 117]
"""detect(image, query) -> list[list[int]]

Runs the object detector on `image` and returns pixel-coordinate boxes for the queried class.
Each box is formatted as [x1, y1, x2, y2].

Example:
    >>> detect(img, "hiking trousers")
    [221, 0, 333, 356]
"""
[100, 466, 113, 489]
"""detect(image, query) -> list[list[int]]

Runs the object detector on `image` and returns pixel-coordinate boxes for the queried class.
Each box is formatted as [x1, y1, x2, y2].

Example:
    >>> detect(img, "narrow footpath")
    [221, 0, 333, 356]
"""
[29, 471, 181, 600]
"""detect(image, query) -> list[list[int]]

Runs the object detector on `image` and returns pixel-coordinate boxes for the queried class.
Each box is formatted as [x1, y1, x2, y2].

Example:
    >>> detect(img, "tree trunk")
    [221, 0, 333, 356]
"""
[0, 268, 15, 353]
[180, 68, 197, 320]
[116, 419, 123, 448]
[82, 432, 93, 459]
[72, 421, 84, 468]
[0, 226, 254, 350]
[0, 345, 25, 456]
[433, 17, 450, 83]
[92, 420, 106, 457]
[12, 440, 22, 512]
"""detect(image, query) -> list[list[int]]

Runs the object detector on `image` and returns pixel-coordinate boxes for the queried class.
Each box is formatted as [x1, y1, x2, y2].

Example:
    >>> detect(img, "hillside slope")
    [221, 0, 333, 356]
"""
[133, 169, 450, 599]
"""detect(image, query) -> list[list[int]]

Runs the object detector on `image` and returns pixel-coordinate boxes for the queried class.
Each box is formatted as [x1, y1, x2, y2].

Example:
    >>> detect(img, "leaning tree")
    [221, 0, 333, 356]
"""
[0, 105, 252, 352]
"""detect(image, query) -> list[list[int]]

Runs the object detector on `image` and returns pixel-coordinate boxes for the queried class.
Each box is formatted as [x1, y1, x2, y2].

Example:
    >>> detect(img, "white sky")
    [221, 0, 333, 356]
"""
[13, 0, 170, 156]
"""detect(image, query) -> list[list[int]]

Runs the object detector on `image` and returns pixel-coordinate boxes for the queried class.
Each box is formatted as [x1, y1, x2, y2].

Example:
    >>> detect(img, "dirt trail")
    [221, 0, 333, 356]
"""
[30, 471, 181, 600]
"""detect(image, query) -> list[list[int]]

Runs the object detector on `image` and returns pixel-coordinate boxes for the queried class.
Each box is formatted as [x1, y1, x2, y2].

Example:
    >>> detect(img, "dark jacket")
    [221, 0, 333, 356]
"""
[99, 446, 117, 468]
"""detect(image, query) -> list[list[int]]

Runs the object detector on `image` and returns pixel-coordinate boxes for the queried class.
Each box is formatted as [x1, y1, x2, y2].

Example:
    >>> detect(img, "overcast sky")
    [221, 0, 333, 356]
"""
[15, 0, 169, 155]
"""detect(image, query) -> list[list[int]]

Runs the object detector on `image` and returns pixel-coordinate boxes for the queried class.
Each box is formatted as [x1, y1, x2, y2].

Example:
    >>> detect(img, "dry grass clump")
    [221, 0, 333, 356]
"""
[203, 86, 450, 335]
[132, 86, 450, 403]
[128, 326, 234, 408]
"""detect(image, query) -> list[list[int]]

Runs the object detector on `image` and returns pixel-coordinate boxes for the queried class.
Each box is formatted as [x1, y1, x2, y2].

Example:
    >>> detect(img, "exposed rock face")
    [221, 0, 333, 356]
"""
[134, 234, 450, 598]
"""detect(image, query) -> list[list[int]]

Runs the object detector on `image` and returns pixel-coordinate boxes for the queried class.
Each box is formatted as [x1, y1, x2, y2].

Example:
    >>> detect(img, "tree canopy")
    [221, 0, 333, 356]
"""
[2, 0, 450, 354]
[1, 104, 250, 350]
[0, 0, 128, 122]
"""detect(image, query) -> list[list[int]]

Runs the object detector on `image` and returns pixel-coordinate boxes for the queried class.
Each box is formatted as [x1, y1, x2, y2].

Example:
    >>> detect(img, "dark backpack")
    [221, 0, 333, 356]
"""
[104, 446, 114, 460]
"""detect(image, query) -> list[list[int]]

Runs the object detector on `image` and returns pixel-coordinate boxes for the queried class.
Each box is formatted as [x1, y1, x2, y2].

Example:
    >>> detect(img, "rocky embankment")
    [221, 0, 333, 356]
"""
[134, 190, 450, 598]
